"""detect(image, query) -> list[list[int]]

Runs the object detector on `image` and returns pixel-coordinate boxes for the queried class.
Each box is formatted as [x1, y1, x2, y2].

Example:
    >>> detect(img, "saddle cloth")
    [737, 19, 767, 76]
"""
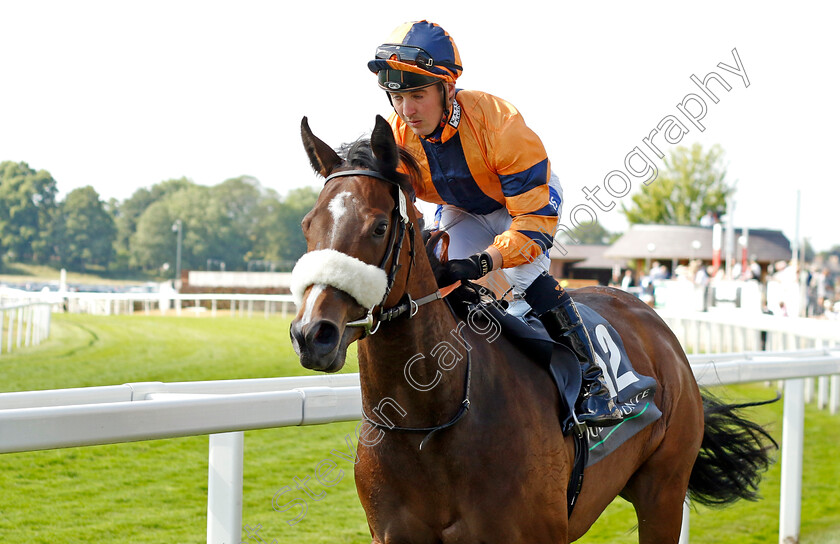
[479, 299, 662, 467]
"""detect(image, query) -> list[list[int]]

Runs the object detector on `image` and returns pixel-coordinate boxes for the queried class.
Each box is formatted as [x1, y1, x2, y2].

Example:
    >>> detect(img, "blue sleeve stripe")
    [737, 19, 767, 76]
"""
[519, 229, 555, 251]
[499, 158, 549, 197]
[513, 203, 558, 218]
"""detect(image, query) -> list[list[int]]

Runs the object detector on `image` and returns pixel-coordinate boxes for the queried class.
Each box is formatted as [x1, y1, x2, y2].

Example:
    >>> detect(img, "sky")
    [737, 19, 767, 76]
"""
[1, 1, 839, 251]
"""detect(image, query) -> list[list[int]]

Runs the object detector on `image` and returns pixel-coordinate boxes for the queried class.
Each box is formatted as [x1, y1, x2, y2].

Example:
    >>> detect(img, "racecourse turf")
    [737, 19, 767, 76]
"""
[0, 313, 837, 543]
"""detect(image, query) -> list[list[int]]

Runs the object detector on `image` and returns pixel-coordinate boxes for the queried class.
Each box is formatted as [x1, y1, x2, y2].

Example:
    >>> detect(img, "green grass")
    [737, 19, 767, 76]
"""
[0, 314, 365, 543]
[0, 314, 838, 543]
[577, 383, 840, 544]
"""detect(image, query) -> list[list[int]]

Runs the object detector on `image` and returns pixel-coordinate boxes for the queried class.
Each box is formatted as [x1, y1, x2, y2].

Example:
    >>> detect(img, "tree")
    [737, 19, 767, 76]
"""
[114, 187, 155, 253]
[113, 178, 196, 267]
[53, 186, 117, 270]
[622, 144, 734, 225]
[131, 198, 178, 272]
[572, 221, 617, 245]
[167, 185, 248, 270]
[252, 186, 320, 268]
[130, 181, 259, 273]
[127, 179, 319, 273]
[211, 176, 264, 262]
[0, 161, 58, 262]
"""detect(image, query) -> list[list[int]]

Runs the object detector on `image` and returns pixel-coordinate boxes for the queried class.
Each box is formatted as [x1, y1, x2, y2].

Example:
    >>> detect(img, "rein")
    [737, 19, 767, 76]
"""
[361, 299, 472, 451]
[323, 168, 441, 335]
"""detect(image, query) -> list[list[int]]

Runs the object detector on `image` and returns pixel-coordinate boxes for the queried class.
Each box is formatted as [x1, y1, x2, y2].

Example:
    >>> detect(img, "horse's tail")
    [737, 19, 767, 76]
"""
[687, 390, 779, 507]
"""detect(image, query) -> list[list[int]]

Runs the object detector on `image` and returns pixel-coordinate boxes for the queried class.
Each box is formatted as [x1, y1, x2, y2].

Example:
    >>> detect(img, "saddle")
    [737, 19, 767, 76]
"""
[445, 282, 662, 516]
[445, 282, 661, 460]
[424, 231, 662, 514]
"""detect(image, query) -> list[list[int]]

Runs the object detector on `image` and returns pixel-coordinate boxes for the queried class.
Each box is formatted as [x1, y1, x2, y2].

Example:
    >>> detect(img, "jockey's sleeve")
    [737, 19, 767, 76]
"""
[488, 115, 557, 268]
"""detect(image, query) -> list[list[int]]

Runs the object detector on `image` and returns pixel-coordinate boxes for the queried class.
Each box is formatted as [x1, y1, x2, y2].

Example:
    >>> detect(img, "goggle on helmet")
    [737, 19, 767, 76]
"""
[367, 20, 463, 92]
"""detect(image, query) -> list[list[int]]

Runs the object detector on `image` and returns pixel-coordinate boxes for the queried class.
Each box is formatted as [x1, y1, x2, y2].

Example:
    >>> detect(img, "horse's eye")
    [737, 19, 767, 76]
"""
[373, 221, 389, 237]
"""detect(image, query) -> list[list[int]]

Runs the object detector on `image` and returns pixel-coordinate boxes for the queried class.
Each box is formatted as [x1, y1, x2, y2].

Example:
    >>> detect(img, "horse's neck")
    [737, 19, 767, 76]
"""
[357, 280, 469, 427]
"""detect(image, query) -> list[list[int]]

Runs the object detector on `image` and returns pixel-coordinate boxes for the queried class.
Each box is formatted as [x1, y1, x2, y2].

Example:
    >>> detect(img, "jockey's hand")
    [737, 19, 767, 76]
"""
[437, 252, 493, 287]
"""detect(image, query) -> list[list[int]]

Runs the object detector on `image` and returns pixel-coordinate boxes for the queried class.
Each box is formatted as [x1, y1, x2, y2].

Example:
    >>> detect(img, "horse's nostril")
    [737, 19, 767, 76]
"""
[311, 321, 339, 351]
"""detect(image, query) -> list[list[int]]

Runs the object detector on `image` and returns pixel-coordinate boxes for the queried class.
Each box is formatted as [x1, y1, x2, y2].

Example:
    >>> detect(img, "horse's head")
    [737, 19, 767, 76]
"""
[289, 115, 425, 372]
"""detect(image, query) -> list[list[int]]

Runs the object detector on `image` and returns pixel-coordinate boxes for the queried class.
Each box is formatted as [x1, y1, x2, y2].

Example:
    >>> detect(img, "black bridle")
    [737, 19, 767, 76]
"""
[322, 167, 473, 451]
[322, 168, 441, 335]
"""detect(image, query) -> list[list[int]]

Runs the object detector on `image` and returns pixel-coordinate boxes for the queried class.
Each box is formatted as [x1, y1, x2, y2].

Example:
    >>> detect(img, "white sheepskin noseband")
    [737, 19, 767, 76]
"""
[291, 249, 388, 309]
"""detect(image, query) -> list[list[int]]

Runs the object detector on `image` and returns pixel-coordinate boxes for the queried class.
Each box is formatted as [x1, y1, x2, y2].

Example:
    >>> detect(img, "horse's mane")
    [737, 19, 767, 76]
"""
[337, 138, 420, 202]
[423, 229, 446, 283]
[338, 137, 480, 301]
[423, 229, 487, 308]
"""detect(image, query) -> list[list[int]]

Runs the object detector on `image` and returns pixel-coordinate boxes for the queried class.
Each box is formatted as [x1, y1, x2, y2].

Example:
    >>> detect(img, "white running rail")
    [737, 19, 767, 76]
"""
[0, 308, 838, 543]
[0, 286, 296, 318]
[0, 301, 53, 354]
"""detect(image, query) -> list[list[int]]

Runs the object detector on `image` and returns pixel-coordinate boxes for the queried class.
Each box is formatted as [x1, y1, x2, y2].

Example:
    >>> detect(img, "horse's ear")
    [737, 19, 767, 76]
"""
[301, 116, 343, 178]
[370, 115, 399, 173]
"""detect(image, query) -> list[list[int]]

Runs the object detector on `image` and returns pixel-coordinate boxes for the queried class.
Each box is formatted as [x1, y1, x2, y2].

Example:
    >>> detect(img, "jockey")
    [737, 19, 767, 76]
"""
[367, 20, 624, 428]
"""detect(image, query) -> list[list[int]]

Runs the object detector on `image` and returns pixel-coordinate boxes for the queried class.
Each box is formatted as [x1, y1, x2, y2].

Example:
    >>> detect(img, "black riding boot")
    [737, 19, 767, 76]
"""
[524, 273, 624, 428]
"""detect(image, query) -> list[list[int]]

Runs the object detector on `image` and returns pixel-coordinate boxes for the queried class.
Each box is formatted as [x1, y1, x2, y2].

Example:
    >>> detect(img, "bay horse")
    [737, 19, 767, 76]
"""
[290, 115, 775, 543]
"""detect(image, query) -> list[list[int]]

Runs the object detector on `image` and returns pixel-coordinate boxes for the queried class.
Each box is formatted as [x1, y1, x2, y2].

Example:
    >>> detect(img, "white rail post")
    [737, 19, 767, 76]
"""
[817, 341, 828, 410]
[679, 497, 690, 544]
[804, 377, 813, 404]
[45, 304, 52, 340]
[25, 305, 33, 346]
[691, 318, 699, 354]
[832, 341, 840, 415]
[817, 376, 828, 410]
[831, 375, 840, 415]
[7, 308, 14, 351]
[779, 378, 804, 544]
[207, 431, 244, 544]
[16, 307, 23, 348]
[32, 306, 40, 345]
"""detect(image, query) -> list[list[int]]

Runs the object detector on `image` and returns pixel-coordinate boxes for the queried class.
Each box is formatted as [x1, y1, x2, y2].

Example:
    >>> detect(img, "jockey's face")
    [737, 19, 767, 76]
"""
[389, 84, 446, 137]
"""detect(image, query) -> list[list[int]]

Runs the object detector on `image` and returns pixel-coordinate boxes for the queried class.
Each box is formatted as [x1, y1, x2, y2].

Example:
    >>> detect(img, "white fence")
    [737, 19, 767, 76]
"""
[0, 287, 296, 318]
[660, 308, 840, 544]
[0, 301, 53, 354]
[59, 292, 297, 318]
[0, 308, 839, 543]
[0, 374, 361, 544]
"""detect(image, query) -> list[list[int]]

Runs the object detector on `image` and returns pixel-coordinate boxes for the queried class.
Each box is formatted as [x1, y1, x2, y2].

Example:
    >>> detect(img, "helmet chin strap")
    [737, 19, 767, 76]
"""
[440, 82, 449, 123]
[440, 82, 457, 128]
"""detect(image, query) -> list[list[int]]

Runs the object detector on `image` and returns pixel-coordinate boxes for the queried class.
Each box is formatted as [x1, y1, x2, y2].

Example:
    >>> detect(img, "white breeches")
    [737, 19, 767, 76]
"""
[437, 172, 562, 295]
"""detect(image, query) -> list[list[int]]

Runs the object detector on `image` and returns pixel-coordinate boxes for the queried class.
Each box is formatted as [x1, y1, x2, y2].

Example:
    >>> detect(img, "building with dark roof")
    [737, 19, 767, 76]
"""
[549, 224, 792, 284]
[603, 224, 790, 263]
[548, 244, 623, 285]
